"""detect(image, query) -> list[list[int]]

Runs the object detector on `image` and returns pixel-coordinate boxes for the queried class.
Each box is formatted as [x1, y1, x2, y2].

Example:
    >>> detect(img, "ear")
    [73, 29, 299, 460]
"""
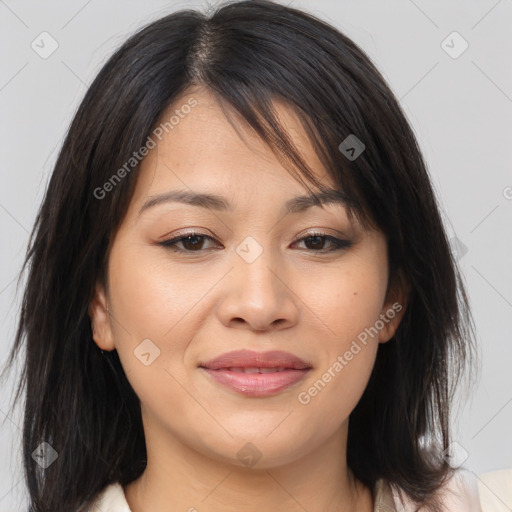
[379, 269, 409, 344]
[89, 281, 115, 351]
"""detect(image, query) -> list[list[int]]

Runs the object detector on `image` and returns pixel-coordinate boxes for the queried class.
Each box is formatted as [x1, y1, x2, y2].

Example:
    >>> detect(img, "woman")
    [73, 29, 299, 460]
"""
[2, 1, 483, 510]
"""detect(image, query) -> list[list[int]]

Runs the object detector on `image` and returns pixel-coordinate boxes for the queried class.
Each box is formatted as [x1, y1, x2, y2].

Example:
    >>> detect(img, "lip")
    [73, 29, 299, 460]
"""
[199, 349, 312, 397]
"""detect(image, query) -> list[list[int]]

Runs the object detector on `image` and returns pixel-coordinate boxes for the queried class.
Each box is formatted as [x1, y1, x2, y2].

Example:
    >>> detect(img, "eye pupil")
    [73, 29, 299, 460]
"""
[160, 232, 349, 254]
[305, 236, 324, 250]
[183, 235, 204, 250]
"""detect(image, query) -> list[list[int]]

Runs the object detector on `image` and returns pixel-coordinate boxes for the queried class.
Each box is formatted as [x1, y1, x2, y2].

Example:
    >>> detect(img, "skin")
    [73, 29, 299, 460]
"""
[90, 85, 407, 512]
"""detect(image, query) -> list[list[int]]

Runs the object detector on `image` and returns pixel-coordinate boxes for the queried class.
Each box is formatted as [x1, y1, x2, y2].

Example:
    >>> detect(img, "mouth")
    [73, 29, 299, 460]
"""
[218, 367, 295, 373]
[199, 349, 311, 370]
[199, 349, 312, 397]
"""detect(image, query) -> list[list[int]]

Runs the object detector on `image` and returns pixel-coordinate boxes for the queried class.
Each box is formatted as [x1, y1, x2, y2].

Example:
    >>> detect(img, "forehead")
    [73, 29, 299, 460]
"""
[129, 86, 335, 206]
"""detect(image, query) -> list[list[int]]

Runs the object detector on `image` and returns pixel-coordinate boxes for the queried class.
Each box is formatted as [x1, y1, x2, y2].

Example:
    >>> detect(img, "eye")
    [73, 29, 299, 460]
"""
[158, 232, 217, 252]
[158, 231, 353, 253]
[292, 232, 353, 252]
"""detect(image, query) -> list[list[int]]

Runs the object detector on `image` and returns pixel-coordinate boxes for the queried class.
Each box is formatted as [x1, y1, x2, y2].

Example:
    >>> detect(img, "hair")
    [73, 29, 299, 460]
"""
[1, 1, 477, 511]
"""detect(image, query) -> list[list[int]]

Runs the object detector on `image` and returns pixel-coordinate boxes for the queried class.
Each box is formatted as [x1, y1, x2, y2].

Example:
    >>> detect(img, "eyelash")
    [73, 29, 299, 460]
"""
[158, 231, 353, 254]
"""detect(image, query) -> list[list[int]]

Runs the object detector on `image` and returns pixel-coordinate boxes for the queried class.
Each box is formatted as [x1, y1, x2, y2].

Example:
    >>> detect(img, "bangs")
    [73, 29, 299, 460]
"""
[189, 83, 378, 232]
[182, 16, 382, 233]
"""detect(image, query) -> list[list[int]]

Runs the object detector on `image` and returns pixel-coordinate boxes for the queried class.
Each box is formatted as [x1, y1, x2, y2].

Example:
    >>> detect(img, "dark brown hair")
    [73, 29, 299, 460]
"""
[1, 1, 476, 510]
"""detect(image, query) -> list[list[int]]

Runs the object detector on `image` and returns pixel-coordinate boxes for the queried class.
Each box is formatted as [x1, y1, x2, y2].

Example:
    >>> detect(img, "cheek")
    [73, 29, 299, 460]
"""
[106, 240, 201, 386]
[295, 341, 377, 440]
[304, 256, 388, 349]
[295, 289, 381, 436]
[108, 240, 203, 339]
[292, 257, 386, 423]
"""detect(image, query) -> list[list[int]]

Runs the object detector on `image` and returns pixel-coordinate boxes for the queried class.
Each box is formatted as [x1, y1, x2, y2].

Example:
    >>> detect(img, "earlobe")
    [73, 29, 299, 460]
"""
[378, 300, 407, 343]
[379, 271, 409, 344]
[89, 282, 115, 351]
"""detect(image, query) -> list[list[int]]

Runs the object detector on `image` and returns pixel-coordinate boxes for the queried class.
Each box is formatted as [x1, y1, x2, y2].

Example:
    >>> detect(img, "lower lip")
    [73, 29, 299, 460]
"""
[201, 368, 311, 397]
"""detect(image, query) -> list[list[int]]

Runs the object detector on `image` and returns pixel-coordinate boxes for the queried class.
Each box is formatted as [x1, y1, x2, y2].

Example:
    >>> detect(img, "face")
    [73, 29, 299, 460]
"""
[90, 86, 406, 470]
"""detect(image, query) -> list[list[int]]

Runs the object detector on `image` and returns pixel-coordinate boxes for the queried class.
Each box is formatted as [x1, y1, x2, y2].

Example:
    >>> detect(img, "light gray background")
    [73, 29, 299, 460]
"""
[1, 0, 511, 510]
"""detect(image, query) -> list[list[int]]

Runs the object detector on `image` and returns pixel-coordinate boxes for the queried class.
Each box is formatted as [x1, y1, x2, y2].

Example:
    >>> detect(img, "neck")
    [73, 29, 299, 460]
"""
[124, 417, 373, 512]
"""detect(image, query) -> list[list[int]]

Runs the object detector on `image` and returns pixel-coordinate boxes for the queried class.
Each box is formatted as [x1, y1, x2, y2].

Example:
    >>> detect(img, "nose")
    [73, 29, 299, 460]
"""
[216, 246, 300, 333]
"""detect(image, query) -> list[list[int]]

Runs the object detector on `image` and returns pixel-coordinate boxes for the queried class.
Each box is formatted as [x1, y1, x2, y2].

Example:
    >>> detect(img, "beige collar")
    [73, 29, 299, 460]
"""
[373, 478, 399, 512]
[92, 479, 400, 511]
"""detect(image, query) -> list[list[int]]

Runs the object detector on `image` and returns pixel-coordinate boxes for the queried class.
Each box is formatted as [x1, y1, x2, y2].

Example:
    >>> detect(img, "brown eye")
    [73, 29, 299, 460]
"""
[158, 231, 352, 254]
[159, 233, 216, 252]
[293, 233, 353, 252]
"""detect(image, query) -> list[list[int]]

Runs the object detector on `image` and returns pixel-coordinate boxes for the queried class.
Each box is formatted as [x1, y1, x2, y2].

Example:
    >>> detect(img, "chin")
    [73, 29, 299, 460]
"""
[199, 433, 309, 470]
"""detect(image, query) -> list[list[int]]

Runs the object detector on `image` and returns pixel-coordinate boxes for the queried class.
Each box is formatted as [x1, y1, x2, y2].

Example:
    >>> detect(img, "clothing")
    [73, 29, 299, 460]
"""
[88, 482, 130, 512]
[477, 469, 512, 511]
[87, 470, 510, 511]
[88, 480, 398, 511]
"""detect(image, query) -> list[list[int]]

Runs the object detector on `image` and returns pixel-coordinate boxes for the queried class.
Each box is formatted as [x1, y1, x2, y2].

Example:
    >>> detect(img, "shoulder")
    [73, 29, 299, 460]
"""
[477, 469, 512, 511]
[431, 469, 482, 511]
[384, 470, 483, 511]
[87, 482, 132, 512]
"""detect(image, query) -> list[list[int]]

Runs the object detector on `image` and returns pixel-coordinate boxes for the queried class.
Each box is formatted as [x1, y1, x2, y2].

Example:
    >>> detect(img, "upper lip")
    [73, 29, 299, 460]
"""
[200, 349, 312, 370]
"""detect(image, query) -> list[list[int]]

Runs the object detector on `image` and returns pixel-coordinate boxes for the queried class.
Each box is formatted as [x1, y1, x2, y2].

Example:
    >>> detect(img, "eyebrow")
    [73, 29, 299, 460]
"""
[137, 188, 356, 217]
